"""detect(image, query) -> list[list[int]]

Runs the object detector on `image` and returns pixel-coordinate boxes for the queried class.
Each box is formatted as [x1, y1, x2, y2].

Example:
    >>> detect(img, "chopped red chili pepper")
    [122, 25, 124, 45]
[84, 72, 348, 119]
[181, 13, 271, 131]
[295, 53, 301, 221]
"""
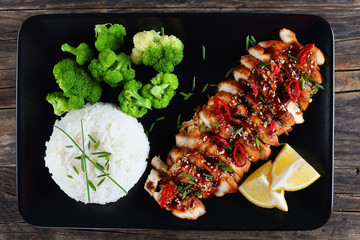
[270, 119, 276, 135]
[297, 43, 315, 65]
[251, 80, 258, 99]
[287, 78, 300, 102]
[213, 96, 231, 120]
[211, 135, 230, 146]
[270, 65, 280, 77]
[160, 183, 177, 208]
[233, 144, 247, 167]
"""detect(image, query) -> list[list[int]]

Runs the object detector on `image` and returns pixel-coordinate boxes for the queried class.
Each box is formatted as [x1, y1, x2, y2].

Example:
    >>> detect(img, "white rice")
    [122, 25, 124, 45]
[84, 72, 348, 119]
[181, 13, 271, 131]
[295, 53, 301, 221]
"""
[44, 102, 150, 204]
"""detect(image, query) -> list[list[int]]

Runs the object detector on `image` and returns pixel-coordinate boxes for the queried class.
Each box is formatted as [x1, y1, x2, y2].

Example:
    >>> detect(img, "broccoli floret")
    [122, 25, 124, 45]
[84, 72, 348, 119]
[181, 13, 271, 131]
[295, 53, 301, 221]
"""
[52, 58, 102, 108]
[88, 59, 108, 83]
[94, 23, 126, 52]
[61, 43, 95, 66]
[141, 72, 179, 109]
[94, 50, 136, 87]
[46, 91, 71, 116]
[130, 30, 184, 73]
[118, 80, 152, 118]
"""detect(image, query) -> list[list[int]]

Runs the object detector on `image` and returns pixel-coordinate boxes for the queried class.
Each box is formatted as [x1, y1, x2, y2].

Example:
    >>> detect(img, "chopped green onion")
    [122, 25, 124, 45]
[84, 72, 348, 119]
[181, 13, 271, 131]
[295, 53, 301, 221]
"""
[183, 184, 192, 191]
[200, 122, 204, 132]
[202, 83, 209, 93]
[257, 62, 270, 68]
[220, 167, 234, 172]
[314, 83, 324, 90]
[258, 95, 265, 102]
[192, 76, 196, 91]
[66, 145, 73, 148]
[202, 45, 205, 60]
[177, 113, 181, 129]
[182, 173, 195, 179]
[95, 163, 105, 171]
[160, 27, 165, 36]
[249, 35, 256, 46]
[300, 77, 305, 89]
[223, 145, 233, 151]
[307, 82, 313, 87]
[149, 122, 155, 133]
[246, 35, 250, 51]
[156, 116, 166, 122]
[288, 55, 299, 61]
[304, 73, 310, 80]
[177, 185, 184, 192]
[87, 140, 91, 150]
[73, 165, 79, 175]
[94, 140, 100, 150]
[91, 151, 112, 155]
[97, 177, 105, 187]
[255, 137, 260, 149]
[225, 66, 237, 78]
[187, 180, 196, 185]
[182, 190, 187, 200]
[203, 173, 214, 178]
[193, 190, 202, 196]
[88, 134, 96, 143]
[272, 131, 280, 136]
[88, 180, 96, 191]
[213, 162, 227, 166]
[74, 156, 81, 160]
[233, 127, 243, 136]
[97, 173, 110, 178]
[179, 91, 192, 100]
[209, 84, 217, 88]
[210, 122, 220, 127]
[67, 175, 73, 179]
[310, 88, 318, 94]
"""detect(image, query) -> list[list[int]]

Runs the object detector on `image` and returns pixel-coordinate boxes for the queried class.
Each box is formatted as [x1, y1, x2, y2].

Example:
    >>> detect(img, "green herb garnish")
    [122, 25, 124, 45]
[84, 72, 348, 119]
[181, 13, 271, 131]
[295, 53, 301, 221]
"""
[314, 83, 324, 90]
[192, 76, 196, 91]
[210, 122, 220, 127]
[257, 62, 270, 68]
[220, 167, 234, 172]
[182, 173, 195, 179]
[73, 165, 79, 175]
[255, 137, 260, 149]
[187, 180, 196, 185]
[233, 127, 243, 136]
[179, 91, 193, 100]
[213, 162, 227, 166]
[193, 190, 202, 196]
[225, 66, 237, 78]
[202, 45, 206, 60]
[288, 54, 299, 61]
[200, 122, 204, 132]
[97, 177, 105, 187]
[203, 173, 214, 178]
[202, 83, 209, 93]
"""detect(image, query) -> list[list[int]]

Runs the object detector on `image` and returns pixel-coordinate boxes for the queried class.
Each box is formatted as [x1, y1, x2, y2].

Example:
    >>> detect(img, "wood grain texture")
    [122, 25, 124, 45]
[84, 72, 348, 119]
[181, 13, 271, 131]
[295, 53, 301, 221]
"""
[0, 0, 360, 239]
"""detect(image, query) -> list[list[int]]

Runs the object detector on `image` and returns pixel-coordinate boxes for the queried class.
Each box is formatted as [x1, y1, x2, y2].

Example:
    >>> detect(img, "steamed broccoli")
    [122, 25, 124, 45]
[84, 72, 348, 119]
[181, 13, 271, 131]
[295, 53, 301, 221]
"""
[141, 72, 179, 109]
[89, 49, 135, 87]
[130, 30, 184, 73]
[46, 91, 71, 116]
[61, 43, 95, 66]
[118, 80, 152, 118]
[94, 23, 126, 52]
[52, 58, 102, 110]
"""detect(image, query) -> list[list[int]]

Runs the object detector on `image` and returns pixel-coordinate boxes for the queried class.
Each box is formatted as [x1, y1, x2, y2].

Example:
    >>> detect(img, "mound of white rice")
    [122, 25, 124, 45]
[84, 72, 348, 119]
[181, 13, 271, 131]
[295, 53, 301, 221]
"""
[44, 102, 150, 204]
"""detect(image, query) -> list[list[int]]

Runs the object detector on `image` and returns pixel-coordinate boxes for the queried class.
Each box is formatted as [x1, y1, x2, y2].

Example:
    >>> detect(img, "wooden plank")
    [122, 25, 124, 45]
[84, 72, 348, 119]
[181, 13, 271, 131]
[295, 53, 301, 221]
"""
[335, 70, 360, 92]
[0, 109, 15, 167]
[0, 87, 15, 109]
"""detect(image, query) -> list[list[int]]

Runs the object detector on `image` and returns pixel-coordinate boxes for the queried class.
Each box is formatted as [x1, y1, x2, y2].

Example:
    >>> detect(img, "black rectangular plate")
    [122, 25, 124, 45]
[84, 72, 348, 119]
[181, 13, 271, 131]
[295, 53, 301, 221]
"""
[17, 13, 334, 230]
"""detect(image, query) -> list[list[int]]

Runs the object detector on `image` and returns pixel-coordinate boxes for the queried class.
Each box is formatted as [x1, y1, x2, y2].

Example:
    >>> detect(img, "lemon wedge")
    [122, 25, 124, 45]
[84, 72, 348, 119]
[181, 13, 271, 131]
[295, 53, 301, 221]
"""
[270, 144, 320, 192]
[238, 161, 288, 212]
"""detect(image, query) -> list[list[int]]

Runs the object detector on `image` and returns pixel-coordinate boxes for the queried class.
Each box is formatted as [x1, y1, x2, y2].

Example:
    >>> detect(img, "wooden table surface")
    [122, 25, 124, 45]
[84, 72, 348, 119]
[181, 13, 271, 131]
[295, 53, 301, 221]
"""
[1, 0, 359, 239]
